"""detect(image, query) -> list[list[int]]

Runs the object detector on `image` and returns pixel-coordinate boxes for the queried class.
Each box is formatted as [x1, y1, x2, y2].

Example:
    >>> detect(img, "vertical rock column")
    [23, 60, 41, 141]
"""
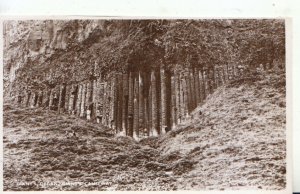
[75, 84, 82, 116]
[35, 91, 41, 107]
[42, 89, 49, 107]
[138, 72, 144, 137]
[133, 75, 139, 139]
[64, 85, 70, 113]
[94, 78, 100, 115]
[175, 72, 181, 124]
[182, 73, 189, 118]
[29, 92, 36, 108]
[48, 89, 54, 110]
[199, 69, 205, 102]
[189, 69, 196, 110]
[194, 68, 201, 105]
[219, 66, 225, 86]
[224, 64, 229, 83]
[160, 68, 167, 134]
[150, 71, 158, 136]
[116, 73, 123, 133]
[127, 72, 134, 137]
[92, 79, 97, 119]
[98, 82, 105, 124]
[101, 81, 107, 126]
[213, 66, 218, 89]
[122, 73, 128, 135]
[58, 85, 63, 114]
[165, 71, 172, 132]
[203, 69, 208, 99]
[68, 85, 74, 114]
[85, 82, 91, 113]
[80, 83, 86, 117]
[170, 73, 177, 130]
[178, 73, 184, 123]
[110, 75, 117, 130]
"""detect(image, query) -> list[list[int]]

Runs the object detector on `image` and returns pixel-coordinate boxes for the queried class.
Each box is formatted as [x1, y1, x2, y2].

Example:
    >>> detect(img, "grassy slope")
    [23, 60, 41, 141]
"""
[3, 69, 286, 191]
[158, 69, 286, 190]
[3, 107, 178, 191]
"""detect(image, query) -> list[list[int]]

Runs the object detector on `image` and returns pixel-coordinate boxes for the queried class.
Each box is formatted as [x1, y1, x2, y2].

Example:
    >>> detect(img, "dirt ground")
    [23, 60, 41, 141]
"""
[3, 70, 286, 191]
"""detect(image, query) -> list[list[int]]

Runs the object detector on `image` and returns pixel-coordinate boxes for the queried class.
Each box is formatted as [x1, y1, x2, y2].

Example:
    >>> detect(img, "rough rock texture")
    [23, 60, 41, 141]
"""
[158, 69, 286, 190]
[3, 69, 286, 190]
[4, 20, 104, 98]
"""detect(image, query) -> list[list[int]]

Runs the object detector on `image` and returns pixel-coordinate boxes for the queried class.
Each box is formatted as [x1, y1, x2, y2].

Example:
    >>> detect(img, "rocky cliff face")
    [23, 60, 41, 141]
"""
[3, 20, 285, 140]
[4, 20, 105, 98]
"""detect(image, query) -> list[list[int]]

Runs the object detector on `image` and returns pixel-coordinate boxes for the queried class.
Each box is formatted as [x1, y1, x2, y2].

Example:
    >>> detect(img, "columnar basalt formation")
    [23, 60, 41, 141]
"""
[13, 64, 236, 140]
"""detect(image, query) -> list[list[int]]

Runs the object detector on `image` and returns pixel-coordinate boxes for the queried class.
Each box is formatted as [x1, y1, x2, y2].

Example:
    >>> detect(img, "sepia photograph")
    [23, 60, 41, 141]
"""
[2, 19, 287, 191]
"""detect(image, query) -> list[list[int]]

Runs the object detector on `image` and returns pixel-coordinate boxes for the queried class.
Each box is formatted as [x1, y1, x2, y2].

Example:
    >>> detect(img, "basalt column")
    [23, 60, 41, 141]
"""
[224, 64, 229, 83]
[75, 84, 82, 116]
[110, 76, 117, 129]
[202, 69, 208, 99]
[150, 71, 159, 136]
[33, 92, 39, 107]
[80, 83, 86, 117]
[102, 81, 108, 127]
[58, 85, 66, 114]
[42, 89, 50, 108]
[127, 72, 134, 137]
[122, 73, 129, 135]
[94, 78, 100, 114]
[98, 82, 105, 124]
[48, 89, 53, 110]
[194, 68, 201, 105]
[133, 75, 139, 138]
[29, 92, 36, 108]
[68, 85, 74, 114]
[34, 91, 39, 107]
[165, 70, 172, 132]
[199, 69, 205, 102]
[26, 91, 32, 107]
[213, 66, 217, 89]
[182, 73, 189, 118]
[116, 73, 123, 133]
[92, 79, 97, 119]
[37, 90, 43, 107]
[64, 85, 70, 112]
[174, 72, 181, 124]
[57, 86, 63, 112]
[32, 92, 37, 107]
[160, 68, 167, 134]
[219, 66, 225, 85]
[186, 71, 192, 112]
[138, 72, 144, 136]
[189, 69, 196, 110]
[53, 86, 60, 111]
[170, 74, 176, 129]
[207, 68, 213, 95]
[85, 81, 91, 113]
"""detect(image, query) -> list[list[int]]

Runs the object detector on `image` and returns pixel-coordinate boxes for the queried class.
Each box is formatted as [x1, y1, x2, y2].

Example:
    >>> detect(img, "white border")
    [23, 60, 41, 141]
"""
[0, 0, 299, 193]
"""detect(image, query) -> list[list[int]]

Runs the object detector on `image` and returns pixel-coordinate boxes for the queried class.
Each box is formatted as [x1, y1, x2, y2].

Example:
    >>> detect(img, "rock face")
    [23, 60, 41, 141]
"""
[3, 20, 285, 140]
[3, 20, 104, 99]
[7, 64, 239, 139]
[3, 19, 286, 191]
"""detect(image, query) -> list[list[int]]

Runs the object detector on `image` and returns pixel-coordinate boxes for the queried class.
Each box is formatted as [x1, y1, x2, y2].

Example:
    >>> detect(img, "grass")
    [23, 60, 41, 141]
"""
[3, 69, 286, 190]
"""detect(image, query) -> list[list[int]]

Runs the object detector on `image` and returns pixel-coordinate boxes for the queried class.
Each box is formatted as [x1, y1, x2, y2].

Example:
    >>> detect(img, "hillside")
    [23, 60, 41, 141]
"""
[3, 68, 286, 190]
[158, 69, 286, 190]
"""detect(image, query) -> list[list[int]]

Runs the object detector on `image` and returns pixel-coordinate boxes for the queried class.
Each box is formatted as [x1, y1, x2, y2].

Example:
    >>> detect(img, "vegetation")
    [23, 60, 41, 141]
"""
[5, 19, 285, 91]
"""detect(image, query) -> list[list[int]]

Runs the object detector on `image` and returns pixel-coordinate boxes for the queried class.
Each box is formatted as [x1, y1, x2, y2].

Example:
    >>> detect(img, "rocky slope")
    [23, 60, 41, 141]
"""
[158, 69, 286, 190]
[3, 68, 286, 190]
